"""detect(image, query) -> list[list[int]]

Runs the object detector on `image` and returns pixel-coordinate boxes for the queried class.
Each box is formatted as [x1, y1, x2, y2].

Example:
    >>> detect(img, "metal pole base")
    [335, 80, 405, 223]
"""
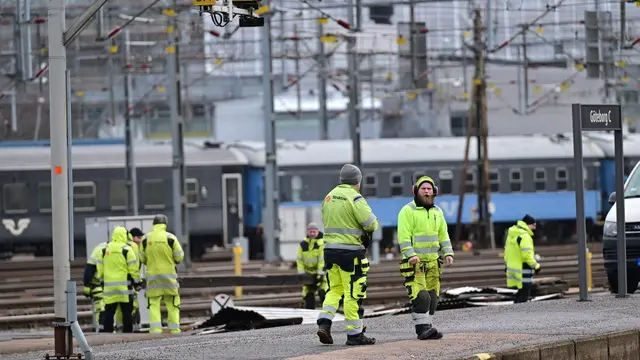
[45, 281, 93, 360]
[615, 294, 630, 299]
[576, 298, 592, 302]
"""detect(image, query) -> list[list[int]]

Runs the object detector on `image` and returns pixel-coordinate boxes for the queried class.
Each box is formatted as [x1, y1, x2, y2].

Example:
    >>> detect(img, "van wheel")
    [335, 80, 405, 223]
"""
[608, 272, 639, 294]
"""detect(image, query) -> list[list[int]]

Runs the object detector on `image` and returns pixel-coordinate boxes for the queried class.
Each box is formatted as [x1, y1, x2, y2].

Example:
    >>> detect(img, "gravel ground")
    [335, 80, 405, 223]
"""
[3, 292, 640, 360]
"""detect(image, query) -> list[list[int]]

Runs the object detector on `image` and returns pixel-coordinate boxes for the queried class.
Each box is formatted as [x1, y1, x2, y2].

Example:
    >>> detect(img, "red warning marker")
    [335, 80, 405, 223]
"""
[54, 166, 62, 174]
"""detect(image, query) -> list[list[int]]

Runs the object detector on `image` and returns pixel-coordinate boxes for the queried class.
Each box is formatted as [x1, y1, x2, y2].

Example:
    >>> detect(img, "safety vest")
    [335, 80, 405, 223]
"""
[97, 227, 141, 304]
[321, 184, 379, 251]
[87, 241, 108, 286]
[397, 201, 454, 262]
[296, 236, 326, 275]
[140, 224, 185, 298]
[504, 220, 540, 289]
[126, 237, 141, 269]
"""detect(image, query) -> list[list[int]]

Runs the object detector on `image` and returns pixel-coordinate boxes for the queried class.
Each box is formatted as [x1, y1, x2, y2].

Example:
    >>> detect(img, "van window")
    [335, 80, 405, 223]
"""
[624, 166, 640, 198]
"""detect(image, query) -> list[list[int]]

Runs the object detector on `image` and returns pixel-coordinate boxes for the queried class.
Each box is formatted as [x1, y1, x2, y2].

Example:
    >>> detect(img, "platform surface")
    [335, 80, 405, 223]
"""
[2, 292, 640, 360]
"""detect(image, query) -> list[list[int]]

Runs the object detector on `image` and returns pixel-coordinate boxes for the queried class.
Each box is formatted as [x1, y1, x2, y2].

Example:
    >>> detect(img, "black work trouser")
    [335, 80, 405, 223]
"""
[514, 283, 532, 304]
[102, 299, 134, 333]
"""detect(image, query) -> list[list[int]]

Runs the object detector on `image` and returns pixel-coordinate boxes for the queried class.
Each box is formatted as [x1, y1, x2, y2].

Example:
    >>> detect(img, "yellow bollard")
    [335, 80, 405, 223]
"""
[586, 250, 593, 292]
[233, 243, 243, 298]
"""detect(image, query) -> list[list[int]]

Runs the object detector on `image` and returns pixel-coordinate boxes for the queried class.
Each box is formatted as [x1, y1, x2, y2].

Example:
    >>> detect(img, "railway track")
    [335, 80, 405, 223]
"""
[0, 247, 608, 331]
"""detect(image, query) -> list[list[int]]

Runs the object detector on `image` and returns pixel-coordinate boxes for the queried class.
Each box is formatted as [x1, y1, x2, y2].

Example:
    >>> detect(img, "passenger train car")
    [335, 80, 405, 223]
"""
[0, 141, 249, 257]
[1, 133, 640, 259]
[233, 134, 609, 252]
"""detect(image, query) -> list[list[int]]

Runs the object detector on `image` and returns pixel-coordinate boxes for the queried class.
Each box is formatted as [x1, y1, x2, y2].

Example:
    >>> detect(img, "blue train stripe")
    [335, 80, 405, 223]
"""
[279, 191, 601, 227]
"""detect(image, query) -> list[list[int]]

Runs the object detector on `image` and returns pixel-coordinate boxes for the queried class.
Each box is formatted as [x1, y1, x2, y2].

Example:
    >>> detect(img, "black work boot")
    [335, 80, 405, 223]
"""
[316, 318, 333, 345]
[303, 293, 316, 310]
[415, 324, 439, 340]
[425, 324, 443, 339]
[345, 332, 376, 346]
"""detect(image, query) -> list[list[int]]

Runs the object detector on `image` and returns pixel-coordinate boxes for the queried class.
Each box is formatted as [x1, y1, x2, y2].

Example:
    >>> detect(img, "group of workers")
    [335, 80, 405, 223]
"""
[296, 163, 542, 346]
[82, 214, 185, 334]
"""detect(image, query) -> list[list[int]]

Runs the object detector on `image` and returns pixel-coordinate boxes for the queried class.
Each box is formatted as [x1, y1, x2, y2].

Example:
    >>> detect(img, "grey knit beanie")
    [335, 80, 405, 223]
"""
[339, 164, 362, 185]
[307, 222, 319, 230]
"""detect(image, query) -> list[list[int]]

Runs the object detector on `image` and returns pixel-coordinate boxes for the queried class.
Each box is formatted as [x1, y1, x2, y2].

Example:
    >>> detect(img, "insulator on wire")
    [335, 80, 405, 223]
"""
[496, 41, 509, 51]
[107, 27, 121, 38]
[209, 30, 220, 37]
[336, 20, 350, 30]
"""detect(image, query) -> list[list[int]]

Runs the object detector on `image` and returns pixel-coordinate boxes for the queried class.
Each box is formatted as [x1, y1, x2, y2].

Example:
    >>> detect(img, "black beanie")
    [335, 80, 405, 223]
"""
[129, 228, 144, 237]
[521, 214, 536, 225]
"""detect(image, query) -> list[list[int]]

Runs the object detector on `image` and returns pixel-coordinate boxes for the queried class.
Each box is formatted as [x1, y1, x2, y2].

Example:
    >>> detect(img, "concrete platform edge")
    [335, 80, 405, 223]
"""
[458, 328, 640, 360]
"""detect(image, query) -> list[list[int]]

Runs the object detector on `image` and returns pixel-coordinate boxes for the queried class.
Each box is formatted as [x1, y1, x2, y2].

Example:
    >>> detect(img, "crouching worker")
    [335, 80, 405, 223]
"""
[297, 222, 328, 309]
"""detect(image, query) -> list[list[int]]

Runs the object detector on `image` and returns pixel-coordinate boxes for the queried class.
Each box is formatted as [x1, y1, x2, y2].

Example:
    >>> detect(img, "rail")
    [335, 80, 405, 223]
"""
[0, 250, 607, 331]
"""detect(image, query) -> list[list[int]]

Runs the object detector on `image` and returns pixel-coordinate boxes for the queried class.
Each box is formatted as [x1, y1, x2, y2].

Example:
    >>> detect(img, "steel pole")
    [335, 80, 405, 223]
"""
[346, 0, 362, 167]
[123, 29, 139, 215]
[262, 2, 280, 261]
[571, 103, 589, 301]
[317, 19, 328, 140]
[167, 7, 190, 270]
[48, 0, 71, 352]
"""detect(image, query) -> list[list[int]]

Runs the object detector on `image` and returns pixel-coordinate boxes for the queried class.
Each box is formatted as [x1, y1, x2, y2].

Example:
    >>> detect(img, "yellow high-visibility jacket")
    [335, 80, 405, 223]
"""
[321, 184, 379, 251]
[140, 224, 185, 297]
[504, 220, 540, 289]
[397, 201, 454, 262]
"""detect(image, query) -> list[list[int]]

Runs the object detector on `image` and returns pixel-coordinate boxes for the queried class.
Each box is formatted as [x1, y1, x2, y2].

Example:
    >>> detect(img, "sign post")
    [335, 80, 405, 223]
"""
[572, 103, 624, 301]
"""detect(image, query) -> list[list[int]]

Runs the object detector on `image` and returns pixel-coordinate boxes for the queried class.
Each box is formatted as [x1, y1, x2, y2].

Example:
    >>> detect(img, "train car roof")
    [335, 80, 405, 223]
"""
[230, 135, 607, 167]
[0, 142, 250, 171]
[581, 132, 640, 158]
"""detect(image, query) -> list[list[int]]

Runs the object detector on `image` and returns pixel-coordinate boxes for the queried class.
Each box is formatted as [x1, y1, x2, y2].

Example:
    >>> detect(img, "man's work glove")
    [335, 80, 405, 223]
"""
[534, 265, 541, 275]
[315, 274, 324, 286]
[361, 232, 373, 249]
[82, 286, 92, 299]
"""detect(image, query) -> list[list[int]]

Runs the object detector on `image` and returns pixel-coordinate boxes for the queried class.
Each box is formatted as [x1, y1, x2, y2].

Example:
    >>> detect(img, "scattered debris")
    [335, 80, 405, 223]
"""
[192, 278, 569, 334]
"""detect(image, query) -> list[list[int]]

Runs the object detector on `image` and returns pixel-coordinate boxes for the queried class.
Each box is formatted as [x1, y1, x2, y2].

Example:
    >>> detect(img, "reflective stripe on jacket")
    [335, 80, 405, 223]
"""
[321, 184, 379, 251]
[504, 220, 540, 289]
[297, 235, 326, 275]
[397, 201, 454, 262]
[96, 227, 141, 304]
[141, 223, 185, 297]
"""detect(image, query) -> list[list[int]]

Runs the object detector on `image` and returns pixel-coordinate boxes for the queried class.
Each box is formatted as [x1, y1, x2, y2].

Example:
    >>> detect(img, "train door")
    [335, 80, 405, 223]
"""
[222, 173, 244, 248]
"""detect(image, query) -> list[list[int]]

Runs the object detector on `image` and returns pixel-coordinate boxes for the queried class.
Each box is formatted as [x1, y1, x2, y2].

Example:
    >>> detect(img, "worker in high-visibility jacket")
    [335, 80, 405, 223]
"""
[316, 164, 378, 346]
[297, 222, 327, 309]
[397, 176, 454, 340]
[140, 214, 185, 334]
[113, 229, 144, 330]
[96, 226, 142, 333]
[504, 215, 541, 303]
[83, 241, 109, 331]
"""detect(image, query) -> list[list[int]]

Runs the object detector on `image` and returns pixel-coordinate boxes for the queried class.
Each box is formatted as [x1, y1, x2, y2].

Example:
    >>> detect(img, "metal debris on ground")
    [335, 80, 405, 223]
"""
[191, 278, 568, 334]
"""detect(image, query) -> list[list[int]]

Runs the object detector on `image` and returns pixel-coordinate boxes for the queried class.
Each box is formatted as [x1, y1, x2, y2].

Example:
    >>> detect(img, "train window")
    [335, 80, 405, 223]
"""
[390, 172, 404, 196]
[3, 183, 28, 214]
[143, 179, 166, 209]
[362, 174, 377, 197]
[488, 170, 500, 192]
[186, 178, 200, 207]
[534, 168, 546, 191]
[412, 172, 427, 184]
[73, 182, 97, 211]
[465, 170, 475, 193]
[37, 183, 52, 212]
[290, 176, 303, 202]
[438, 170, 453, 194]
[109, 180, 127, 210]
[509, 169, 522, 192]
[556, 168, 568, 190]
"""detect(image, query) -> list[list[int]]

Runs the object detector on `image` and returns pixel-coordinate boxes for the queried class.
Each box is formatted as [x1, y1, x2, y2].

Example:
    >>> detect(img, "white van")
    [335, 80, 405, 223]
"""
[603, 164, 640, 294]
